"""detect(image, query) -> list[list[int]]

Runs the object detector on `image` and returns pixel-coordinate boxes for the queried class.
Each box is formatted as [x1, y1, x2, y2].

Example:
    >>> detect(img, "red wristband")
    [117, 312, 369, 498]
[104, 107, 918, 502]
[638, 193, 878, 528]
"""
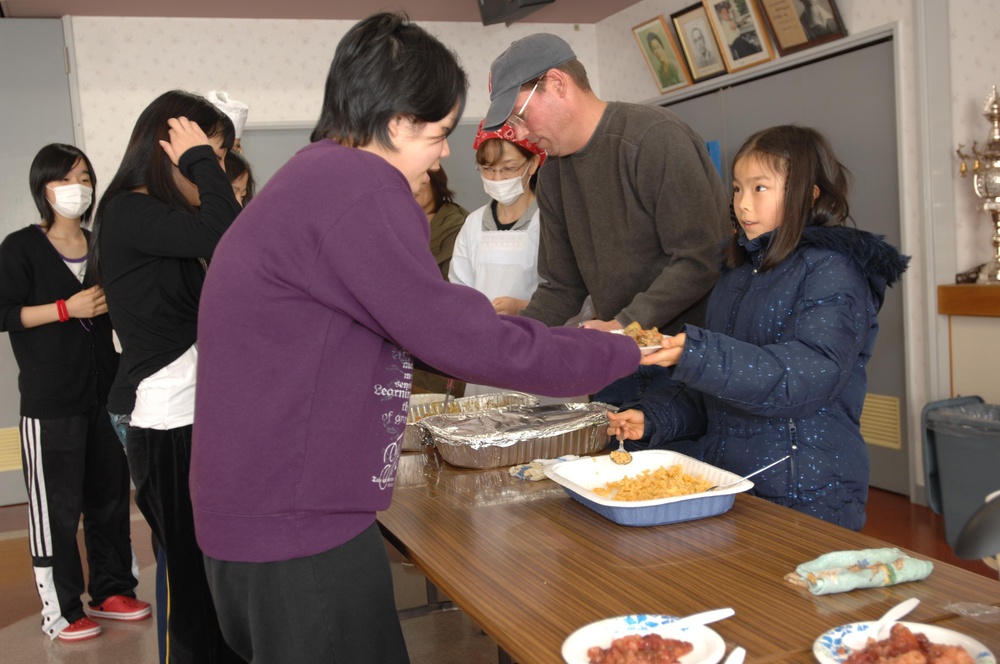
[56, 299, 69, 323]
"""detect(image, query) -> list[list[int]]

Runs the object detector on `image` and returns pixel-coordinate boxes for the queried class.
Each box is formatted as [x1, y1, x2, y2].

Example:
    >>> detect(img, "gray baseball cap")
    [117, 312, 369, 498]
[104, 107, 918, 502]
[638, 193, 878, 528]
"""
[483, 33, 577, 131]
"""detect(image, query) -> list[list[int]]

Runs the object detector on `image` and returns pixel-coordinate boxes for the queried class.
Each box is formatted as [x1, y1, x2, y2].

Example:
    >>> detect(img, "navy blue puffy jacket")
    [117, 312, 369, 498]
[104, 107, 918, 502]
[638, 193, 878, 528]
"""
[633, 226, 909, 530]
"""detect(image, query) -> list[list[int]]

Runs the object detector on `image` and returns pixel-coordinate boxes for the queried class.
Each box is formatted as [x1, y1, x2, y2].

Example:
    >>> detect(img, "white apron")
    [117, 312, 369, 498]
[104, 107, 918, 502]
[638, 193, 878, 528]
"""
[449, 205, 541, 301]
[451, 205, 588, 404]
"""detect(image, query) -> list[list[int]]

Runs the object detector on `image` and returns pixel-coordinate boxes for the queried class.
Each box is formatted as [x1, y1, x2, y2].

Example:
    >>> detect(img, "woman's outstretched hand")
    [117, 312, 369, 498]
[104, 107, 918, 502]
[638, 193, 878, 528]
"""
[158, 117, 211, 166]
[640, 332, 687, 367]
[606, 409, 646, 441]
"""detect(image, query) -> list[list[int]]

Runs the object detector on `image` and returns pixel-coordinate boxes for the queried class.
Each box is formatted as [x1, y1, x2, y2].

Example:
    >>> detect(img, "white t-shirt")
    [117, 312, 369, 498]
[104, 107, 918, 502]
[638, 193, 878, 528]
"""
[130, 344, 198, 429]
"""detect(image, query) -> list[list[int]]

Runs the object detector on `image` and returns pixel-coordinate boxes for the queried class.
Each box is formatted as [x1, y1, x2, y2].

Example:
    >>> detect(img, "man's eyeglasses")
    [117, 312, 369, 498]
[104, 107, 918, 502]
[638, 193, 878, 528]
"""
[507, 78, 542, 128]
[477, 160, 528, 179]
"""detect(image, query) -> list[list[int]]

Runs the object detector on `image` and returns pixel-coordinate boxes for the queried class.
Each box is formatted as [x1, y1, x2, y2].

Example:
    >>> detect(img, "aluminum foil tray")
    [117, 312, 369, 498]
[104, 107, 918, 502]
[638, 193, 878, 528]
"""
[403, 391, 539, 451]
[420, 402, 613, 469]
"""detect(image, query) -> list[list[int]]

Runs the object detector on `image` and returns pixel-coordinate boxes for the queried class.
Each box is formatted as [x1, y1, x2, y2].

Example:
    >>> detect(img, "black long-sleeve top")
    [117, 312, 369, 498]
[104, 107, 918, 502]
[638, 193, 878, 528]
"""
[0, 225, 118, 418]
[99, 146, 241, 396]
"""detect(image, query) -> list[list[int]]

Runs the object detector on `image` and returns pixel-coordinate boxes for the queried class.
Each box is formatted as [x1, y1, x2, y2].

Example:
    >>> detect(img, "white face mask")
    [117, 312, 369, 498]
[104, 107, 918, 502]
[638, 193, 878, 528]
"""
[47, 183, 93, 219]
[481, 162, 531, 206]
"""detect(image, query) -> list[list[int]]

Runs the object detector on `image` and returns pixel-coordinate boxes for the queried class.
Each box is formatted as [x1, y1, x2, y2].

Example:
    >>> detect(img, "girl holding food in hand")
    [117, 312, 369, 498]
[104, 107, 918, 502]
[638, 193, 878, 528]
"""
[608, 125, 908, 531]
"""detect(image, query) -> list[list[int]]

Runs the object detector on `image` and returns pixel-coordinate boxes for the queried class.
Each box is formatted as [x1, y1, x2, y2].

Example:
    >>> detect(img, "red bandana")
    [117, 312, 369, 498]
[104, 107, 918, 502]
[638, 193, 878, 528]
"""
[472, 120, 546, 166]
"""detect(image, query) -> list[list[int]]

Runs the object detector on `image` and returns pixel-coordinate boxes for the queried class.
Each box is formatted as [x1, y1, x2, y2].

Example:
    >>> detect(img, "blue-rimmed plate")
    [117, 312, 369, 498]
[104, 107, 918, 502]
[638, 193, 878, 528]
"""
[813, 621, 995, 664]
[562, 614, 726, 664]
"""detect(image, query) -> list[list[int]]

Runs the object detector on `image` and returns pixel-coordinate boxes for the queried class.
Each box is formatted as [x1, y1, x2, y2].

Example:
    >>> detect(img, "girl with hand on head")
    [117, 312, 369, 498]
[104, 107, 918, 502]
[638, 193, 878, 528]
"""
[608, 125, 908, 531]
[0, 144, 150, 643]
[91, 90, 243, 664]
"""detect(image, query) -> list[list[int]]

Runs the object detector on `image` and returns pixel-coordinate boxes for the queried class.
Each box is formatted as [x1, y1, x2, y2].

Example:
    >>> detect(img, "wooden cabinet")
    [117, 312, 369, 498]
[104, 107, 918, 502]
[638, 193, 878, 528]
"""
[938, 285, 1000, 404]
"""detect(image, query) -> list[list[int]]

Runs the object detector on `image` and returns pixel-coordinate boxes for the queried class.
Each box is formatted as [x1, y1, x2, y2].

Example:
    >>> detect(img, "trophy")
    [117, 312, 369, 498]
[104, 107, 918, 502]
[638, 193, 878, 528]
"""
[955, 85, 1000, 283]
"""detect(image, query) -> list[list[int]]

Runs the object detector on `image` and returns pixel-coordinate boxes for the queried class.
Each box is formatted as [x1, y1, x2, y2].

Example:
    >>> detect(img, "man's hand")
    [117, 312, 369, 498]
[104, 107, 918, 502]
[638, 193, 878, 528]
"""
[578, 319, 624, 332]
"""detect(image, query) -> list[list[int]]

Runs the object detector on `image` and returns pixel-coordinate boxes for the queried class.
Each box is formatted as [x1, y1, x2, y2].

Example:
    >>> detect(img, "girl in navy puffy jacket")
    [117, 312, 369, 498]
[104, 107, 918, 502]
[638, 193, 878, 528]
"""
[608, 125, 908, 530]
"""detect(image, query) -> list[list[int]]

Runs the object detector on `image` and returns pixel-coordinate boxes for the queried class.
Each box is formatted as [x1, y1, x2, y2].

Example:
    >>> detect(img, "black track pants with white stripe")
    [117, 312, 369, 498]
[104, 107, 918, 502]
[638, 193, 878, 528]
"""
[20, 406, 138, 639]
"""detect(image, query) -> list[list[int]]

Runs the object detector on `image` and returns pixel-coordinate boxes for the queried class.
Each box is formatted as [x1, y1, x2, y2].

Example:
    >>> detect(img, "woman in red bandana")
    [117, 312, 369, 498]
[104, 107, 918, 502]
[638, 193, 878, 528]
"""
[448, 121, 546, 317]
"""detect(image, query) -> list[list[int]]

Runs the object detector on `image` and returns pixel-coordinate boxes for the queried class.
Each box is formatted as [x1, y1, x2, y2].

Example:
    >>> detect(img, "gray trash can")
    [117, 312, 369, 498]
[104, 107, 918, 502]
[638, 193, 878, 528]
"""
[922, 396, 1000, 546]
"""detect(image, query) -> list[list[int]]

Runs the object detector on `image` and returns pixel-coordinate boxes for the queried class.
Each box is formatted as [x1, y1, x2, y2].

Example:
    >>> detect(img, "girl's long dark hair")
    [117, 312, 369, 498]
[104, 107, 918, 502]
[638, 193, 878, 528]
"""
[726, 125, 851, 271]
[90, 90, 234, 282]
[426, 167, 456, 209]
[225, 150, 256, 206]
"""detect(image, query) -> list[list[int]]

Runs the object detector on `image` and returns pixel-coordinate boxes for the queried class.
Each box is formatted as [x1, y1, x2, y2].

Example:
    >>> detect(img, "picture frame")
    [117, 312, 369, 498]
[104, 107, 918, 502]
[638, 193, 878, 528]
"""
[703, 0, 774, 73]
[757, 0, 847, 56]
[632, 16, 692, 94]
[671, 3, 727, 83]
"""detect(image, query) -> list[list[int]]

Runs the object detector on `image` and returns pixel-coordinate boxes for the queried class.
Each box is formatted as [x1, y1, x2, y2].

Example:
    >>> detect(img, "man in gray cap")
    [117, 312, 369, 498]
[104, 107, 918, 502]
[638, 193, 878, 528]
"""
[484, 33, 730, 404]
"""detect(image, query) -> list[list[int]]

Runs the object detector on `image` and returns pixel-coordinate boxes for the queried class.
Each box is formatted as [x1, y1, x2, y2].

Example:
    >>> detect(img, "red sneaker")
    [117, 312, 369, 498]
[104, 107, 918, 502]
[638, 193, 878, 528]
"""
[57, 616, 102, 642]
[88, 595, 152, 621]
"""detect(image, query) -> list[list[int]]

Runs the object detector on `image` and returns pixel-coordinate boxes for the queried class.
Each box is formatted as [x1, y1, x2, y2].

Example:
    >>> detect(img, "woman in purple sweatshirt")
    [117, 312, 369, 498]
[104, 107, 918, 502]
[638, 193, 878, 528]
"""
[190, 12, 640, 663]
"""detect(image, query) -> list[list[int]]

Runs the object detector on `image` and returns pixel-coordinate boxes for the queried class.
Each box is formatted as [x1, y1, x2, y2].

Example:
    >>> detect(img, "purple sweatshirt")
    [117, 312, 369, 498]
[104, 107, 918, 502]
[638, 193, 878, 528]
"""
[190, 140, 640, 563]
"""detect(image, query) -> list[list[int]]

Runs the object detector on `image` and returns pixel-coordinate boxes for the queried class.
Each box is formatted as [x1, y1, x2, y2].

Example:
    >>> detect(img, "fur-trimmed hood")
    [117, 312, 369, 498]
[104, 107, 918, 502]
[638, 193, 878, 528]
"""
[738, 225, 910, 308]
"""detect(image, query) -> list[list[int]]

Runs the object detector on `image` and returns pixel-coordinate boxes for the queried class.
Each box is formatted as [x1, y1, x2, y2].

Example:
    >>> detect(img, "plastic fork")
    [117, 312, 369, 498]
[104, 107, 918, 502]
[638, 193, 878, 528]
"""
[707, 455, 791, 491]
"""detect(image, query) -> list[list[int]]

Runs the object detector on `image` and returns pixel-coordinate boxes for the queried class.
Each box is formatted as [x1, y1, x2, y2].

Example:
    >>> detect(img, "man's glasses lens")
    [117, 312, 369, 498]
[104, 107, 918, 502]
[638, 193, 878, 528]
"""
[507, 79, 541, 127]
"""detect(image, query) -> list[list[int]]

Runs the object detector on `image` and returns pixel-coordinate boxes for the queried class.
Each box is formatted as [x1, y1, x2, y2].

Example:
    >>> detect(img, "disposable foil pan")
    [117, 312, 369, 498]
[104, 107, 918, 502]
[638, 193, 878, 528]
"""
[420, 402, 613, 469]
[403, 391, 539, 451]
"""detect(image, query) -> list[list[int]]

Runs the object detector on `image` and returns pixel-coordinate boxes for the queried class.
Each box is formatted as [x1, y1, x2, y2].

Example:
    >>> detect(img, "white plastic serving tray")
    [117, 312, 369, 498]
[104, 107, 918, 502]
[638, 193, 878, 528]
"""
[544, 450, 753, 527]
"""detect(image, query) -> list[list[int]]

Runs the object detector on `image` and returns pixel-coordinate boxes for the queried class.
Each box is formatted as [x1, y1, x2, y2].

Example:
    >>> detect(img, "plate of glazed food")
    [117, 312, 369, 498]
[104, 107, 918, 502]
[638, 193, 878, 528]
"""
[562, 614, 726, 664]
[613, 323, 665, 355]
[812, 621, 995, 664]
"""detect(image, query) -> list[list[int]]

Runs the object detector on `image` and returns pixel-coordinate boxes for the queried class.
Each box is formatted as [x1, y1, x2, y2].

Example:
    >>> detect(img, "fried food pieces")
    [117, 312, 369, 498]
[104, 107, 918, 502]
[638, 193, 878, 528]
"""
[587, 634, 693, 664]
[593, 464, 712, 501]
[844, 623, 975, 664]
[622, 321, 663, 347]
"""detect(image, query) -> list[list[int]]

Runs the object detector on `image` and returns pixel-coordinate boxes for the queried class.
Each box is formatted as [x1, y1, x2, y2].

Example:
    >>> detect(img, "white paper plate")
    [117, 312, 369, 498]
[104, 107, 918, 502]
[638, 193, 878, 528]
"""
[813, 621, 996, 664]
[562, 614, 726, 664]
[609, 329, 662, 356]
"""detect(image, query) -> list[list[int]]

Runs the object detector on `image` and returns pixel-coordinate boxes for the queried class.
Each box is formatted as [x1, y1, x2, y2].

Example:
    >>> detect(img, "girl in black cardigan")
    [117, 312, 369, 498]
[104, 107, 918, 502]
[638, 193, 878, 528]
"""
[0, 144, 150, 642]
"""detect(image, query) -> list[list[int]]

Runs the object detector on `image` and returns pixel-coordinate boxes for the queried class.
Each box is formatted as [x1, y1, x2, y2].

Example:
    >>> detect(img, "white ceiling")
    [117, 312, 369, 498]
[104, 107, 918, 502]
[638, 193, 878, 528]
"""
[0, 0, 645, 24]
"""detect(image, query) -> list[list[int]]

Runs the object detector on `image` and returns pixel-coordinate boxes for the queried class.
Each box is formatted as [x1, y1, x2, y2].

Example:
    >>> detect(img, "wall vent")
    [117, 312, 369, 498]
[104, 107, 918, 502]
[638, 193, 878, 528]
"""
[860, 393, 901, 450]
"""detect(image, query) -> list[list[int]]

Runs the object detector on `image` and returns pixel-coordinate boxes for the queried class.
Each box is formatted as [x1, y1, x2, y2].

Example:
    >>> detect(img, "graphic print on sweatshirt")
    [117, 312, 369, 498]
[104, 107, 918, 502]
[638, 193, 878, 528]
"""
[371, 349, 412, 490]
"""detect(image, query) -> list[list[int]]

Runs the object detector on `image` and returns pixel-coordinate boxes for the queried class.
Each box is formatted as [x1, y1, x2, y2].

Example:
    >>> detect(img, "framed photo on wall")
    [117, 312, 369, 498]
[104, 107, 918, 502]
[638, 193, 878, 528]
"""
[632, 16, 692, 94]
[704, 0, 774, 73]
[671, 3, 727, 83]
[758, 0, 847, 56]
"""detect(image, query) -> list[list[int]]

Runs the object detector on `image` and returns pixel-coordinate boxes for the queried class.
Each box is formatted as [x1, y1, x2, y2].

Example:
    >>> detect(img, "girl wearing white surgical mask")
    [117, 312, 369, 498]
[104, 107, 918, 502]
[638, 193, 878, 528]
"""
[0, 144, 149, 643]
